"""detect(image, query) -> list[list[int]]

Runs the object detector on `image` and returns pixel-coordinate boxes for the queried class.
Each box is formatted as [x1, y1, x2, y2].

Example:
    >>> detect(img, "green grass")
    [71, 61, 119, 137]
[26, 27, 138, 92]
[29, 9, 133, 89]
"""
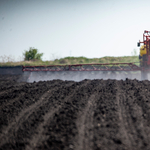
[0, 56, 139, 66]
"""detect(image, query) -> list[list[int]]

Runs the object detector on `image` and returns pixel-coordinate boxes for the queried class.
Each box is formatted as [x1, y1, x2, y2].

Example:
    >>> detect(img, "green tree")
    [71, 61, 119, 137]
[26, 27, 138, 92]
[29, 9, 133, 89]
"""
[23, 47, 43, 61]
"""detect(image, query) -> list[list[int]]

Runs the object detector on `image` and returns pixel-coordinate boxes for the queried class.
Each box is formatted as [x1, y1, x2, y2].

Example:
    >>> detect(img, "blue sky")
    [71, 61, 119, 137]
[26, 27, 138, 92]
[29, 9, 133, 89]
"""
[0, 0, 150, 61]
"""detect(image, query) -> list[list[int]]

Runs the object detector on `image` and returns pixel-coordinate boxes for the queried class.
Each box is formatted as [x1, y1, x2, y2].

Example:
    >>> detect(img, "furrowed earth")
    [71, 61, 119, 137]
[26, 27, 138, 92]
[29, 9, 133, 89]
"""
[0, 74, 150, 150]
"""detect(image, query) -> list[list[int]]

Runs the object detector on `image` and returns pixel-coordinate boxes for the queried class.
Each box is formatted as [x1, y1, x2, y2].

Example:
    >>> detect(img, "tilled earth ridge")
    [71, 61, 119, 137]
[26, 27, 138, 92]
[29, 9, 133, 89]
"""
[0, 75, 150, 150]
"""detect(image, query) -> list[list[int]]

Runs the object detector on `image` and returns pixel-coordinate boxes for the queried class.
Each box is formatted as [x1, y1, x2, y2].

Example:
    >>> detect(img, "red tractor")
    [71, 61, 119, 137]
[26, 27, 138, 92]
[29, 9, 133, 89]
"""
[138, 30, 150, 79]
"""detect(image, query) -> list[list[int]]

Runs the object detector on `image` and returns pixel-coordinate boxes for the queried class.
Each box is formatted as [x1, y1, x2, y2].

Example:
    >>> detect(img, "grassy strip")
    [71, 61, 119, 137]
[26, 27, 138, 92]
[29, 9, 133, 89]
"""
[0, 56, 139, 66]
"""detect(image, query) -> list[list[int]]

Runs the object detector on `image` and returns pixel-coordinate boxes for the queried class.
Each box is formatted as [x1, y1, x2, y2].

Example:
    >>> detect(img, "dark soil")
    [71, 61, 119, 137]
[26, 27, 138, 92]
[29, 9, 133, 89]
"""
[0, 75, 150, 150]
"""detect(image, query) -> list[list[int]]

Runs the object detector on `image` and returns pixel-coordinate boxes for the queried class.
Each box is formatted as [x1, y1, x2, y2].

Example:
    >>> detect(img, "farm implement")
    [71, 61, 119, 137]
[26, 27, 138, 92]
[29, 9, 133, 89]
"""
[22, 30, 150, 81]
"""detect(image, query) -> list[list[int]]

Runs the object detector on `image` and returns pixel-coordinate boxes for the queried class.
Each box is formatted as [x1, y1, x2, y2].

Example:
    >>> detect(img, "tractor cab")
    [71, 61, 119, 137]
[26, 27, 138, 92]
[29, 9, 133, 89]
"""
[138, 30, 150, 68]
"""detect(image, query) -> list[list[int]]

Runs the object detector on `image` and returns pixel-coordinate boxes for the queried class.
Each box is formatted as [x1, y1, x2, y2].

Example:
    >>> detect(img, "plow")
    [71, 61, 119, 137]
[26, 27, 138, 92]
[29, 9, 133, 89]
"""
[22, 30, 150, 82]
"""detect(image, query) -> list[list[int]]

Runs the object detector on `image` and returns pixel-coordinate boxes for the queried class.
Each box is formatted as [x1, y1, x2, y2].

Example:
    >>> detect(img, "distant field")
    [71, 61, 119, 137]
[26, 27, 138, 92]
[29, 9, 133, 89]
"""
[0, 56, 139, 66]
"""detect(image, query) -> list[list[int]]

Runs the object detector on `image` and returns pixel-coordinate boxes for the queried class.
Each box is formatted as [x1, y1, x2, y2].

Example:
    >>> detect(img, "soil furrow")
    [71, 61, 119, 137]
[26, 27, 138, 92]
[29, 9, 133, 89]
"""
[0, 80, 66, 131]
[93, 80, 125, 149]
[35, 80, 93, 150]
[25, 81, 89, 150]
[0, 81, 73, 148]
[116, 81, 132, 149]
[121, 79, 150, 149]
[74, 81, 107, 150]
[74, 94, 96, 150]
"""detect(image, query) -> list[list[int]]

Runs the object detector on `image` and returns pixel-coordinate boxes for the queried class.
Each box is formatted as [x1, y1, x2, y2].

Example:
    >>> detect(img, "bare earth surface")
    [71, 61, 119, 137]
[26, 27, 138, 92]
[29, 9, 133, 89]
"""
[0, 75, 150, 150]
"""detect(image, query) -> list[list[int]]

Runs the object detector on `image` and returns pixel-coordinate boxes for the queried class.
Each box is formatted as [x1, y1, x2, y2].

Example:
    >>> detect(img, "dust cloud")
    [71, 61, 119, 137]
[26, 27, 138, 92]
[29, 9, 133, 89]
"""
[21, 71, 142, 82]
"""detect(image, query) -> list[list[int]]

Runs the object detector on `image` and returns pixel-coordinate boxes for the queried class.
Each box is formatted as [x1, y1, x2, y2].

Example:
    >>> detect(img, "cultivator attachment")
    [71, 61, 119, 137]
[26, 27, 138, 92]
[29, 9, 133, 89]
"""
[22, 62, 144, 82]
[22, 30, 150, 82]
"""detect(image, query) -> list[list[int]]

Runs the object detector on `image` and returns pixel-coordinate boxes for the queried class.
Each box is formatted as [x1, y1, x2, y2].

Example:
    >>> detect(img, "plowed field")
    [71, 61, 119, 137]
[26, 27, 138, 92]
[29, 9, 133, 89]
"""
[1, 75, 150, 150]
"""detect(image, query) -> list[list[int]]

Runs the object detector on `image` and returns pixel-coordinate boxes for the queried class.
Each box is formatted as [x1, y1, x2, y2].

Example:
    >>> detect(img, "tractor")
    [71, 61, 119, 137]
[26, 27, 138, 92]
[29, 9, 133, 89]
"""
[22, 31, 150, 81]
